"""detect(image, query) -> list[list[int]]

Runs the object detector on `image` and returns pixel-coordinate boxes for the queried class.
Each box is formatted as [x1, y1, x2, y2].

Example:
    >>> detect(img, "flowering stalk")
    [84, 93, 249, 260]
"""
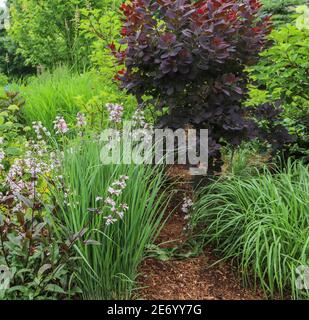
[76, 112, 87, 127]
[182, 196, 194, 220]
[91, 175, 129, 226]
[53, 116, 69, 135]
[106, 103, 124, 124]
[0, 149, 5, 172]
[32, 121, 51, 140]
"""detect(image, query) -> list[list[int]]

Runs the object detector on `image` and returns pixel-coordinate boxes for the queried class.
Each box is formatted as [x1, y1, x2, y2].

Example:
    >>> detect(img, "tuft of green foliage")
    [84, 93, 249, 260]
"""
[52, 138, 171, 299]
[222, 142, 270, 178]
[0, 90, 27, 158]
[192, 160, 309, 299]
[0, 73, 8, 87]
[14, 67, 137, 132]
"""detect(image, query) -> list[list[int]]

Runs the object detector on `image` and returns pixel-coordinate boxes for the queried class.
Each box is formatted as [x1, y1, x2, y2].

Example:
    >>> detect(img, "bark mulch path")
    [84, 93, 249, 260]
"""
[137, 166, 264, 300]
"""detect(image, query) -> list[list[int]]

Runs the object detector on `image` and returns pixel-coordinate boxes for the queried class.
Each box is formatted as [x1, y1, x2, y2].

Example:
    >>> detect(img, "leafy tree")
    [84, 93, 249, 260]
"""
[247, 7, 309, 161]
[0, 0, 34, 78]
[0, 32, 36, 78]
[8, 0, 104, 70]
[79, 0, 123, 76]
[114, 0, 291, 174]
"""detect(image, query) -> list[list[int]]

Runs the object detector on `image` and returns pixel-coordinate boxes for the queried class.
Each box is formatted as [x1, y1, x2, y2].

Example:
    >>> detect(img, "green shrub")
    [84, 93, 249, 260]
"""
[247, 10, 309, 161]
[52, 138, 170, 299]
[9, 0, 118, 71]
[80, 0, 123, 76]
[192, 161, 309, 299]
[9, 0, 89, 70]
[0, 90, 27, 158]
[0, 31, 36, 79]
[0, 73, 8, 87]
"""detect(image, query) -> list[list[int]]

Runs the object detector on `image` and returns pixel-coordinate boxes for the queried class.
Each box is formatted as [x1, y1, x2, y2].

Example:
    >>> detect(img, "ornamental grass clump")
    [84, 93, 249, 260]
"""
[191, 160, 309, 299]
[53, 138, 171, 299]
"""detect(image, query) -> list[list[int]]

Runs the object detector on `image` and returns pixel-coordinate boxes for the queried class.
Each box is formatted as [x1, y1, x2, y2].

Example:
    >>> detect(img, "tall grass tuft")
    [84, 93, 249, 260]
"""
[52, 138, 170, 299]
[192, 161, 309, 299]
[221, 143, 270, 178]
[15, 66, 136, 131]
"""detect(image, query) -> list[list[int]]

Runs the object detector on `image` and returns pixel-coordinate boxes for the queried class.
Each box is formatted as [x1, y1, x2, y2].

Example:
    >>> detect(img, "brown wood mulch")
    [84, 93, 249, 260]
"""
[137, 165, 265, 300]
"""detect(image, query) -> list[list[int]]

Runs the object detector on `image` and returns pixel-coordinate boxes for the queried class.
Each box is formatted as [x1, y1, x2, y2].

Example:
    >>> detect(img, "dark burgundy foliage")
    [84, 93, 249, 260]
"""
[248, 102, 295, 153]
[112, 0, 291, 173]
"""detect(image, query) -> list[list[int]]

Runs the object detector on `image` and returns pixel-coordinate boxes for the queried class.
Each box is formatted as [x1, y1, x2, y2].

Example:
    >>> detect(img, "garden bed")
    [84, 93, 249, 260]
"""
[138, 217, 264, 300]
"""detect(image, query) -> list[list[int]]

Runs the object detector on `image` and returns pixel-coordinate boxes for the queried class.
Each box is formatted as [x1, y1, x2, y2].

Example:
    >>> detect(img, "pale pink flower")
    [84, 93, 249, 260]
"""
[54, 116, 69, 134]
[104, 215, 118, 226]
[76, 112, 87, 127]
[32, 121, 51, 140]
[117, 211, 125, 219]
[182, 196, 194, 214]
[121, 203, 129, 211]
[106, 103, 124, 123]
[105, 197, 116, 207]
[108, 187, 122, 196]
[0, 150, 5, 161]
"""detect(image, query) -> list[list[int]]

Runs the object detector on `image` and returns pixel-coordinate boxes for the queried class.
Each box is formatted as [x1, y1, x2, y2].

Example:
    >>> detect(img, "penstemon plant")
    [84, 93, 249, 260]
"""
[0, 120, 89, 300]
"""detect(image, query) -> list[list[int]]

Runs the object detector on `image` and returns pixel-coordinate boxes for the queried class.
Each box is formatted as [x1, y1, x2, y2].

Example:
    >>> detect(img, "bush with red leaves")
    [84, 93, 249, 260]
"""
[112, 0, 291, 173]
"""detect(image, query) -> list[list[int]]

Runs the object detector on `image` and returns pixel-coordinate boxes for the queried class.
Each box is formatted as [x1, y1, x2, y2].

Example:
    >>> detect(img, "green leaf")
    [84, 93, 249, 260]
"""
[15, 193, 33, 209]
[5, 147, 22, 156]
[38, 264, 52, 276]
[23, 126, 32, 132]
[7, 286, 28, 294]
[83, 239, 101, 246]
[45, 284, 66, 294]
[8, 105, 20, 112]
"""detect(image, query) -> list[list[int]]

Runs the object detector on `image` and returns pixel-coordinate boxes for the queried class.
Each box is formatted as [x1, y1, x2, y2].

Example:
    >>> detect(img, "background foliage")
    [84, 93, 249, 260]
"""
[8, 0, 103, 71]
[247, 8, 309, 161]
[260, 0, 307, 26]
[8, 66, 136, 133]
[0, 1, 35, 78]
